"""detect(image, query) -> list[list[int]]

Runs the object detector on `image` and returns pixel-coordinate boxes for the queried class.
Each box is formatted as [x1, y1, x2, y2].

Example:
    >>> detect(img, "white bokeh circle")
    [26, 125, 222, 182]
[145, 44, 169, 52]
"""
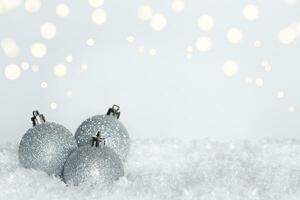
[21, 62, 30, 71]
[227, 28, 243, 44]
[40, 23, 57, 39]
[223, 60, 239, 77]
[54, 64, 67, 77]
[1, 37, 19, 58]
[41, 81, 48, 88]
[50, 102, 57, 109]
[31, 42, 47, 58]
[288, 105, 295, 113]
[195, 37, 211, 52]
[89, 0, 104, 8]
[197, 15, 214, 31]
[86, 38, 95, 46]
[277, 91, 285, 98]
[127, 35, 135, 43]
[172, 0, 185, 13]
[4, 64, 21, 80]
[150, 13, 167, 31]
[92, 9, 107, 25]
[278, 27, 296, 44]
[255, 78, 264, 87]
[137, 5, 153, 21]
[81, 64, 88, 71]
[66, 55, 73, 63]
[24, 0, 41, 13]
[56, 3, 70, 17]
[243, 4, 259, 21]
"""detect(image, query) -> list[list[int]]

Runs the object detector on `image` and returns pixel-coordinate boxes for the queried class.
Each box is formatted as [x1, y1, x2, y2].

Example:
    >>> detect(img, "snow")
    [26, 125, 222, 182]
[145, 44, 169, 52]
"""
[1, 139, 300, 200]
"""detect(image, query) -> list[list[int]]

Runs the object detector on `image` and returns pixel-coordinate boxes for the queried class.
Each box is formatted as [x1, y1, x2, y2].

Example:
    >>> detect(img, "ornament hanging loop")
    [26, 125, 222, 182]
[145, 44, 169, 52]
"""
[31, 110, 46, 126]
[91, 131, 106, 147]
[106, 105, 121, 119]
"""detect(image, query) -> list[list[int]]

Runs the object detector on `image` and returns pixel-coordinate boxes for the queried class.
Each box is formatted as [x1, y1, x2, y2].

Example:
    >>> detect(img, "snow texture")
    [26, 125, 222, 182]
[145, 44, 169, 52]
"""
[1, 139, 300, 200]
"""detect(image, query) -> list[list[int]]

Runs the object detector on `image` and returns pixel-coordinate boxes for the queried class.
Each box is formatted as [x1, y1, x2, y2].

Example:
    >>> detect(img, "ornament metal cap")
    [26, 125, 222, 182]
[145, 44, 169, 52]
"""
[91, 131, 106, 147]
[31, 110, 46, 126]
[106, 105, 121, 119]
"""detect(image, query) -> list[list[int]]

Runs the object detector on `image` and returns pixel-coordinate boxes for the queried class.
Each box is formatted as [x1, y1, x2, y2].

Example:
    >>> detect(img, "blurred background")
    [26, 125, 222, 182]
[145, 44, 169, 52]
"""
[1, 0, 300, 145]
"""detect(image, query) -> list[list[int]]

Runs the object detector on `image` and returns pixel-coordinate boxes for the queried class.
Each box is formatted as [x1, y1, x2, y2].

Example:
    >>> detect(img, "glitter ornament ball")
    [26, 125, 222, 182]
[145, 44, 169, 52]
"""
[75, 105, 130, 160]
[19, 111, 77, 176]
[62, 144, 124, 186]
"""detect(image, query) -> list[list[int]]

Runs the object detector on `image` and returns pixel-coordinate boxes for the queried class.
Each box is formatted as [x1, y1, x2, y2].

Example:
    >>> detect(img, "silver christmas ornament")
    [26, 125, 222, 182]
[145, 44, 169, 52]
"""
[19, 111, 77, 176]
[75, 105, 130, 160]
[62, 134, 124, 186]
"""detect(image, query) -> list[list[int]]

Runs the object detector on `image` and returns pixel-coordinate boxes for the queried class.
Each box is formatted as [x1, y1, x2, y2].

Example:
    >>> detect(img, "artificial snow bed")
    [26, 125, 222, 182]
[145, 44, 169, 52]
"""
[0, 139, 300, 200]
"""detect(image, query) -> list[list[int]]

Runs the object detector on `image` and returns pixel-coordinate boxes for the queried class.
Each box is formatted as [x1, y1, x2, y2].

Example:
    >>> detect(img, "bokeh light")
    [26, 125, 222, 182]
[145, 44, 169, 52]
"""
[227, 28, 243, 44]
[150, 13, 167, 31]
[127, 35, 135, 43]
[149, 48, 157, 56]
[255, 78, 264, 87]
[56, 3, 70, 17]
[261, 59, 272, 72]
[186, 46, 194, 53]
[297, 22, 300, 33]
[197, 15, 214, 31]
[195, 37, 211, 52]
[89, 0, 104, 8]
[24, 0, 41, 13]
[54, 64, 67, 77]
[1, 37, 19, 58]
[92, 9, 107, 25]
[0, 0, 22, 14]
[66, 90, 73, 97]
[223, 60, 238, 77]
[80, 64, 88, 71]
[40, 23, 57, 39]
[31, 42, 47, 58]
[277, 91, 285, 98]
[264, 65, 272, 72]
[0, 0, 297, 121]
[4, 64, 21, 80]
[186, 53, 193, 60]
[41, 81, 48, 88]
[137, 5, 153, 21]
[20, 62, 30, 71]
[171, 0, 185, 13]
[243, 4, 259, 21]
[288, 105, 296, 113]
[66, 55, 73, 63]
[285, 0, 298, 6]
[50, 102, 57, 110]
[254, 40, 262, 48]
[261, 59, 269, 67]
[278, 27, 296, 44]
[86, 38, 95, 46]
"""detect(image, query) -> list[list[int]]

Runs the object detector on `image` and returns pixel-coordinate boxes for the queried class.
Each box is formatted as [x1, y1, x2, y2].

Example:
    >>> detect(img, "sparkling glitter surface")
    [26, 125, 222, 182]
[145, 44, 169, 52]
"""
[75, 115, 130, 161]
[63, 145, 124, 186]
[18, 122, 77, 176]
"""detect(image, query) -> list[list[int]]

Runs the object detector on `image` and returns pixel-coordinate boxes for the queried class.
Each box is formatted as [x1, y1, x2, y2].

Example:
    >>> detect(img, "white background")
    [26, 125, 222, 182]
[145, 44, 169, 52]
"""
[1, 0, 300, 145]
